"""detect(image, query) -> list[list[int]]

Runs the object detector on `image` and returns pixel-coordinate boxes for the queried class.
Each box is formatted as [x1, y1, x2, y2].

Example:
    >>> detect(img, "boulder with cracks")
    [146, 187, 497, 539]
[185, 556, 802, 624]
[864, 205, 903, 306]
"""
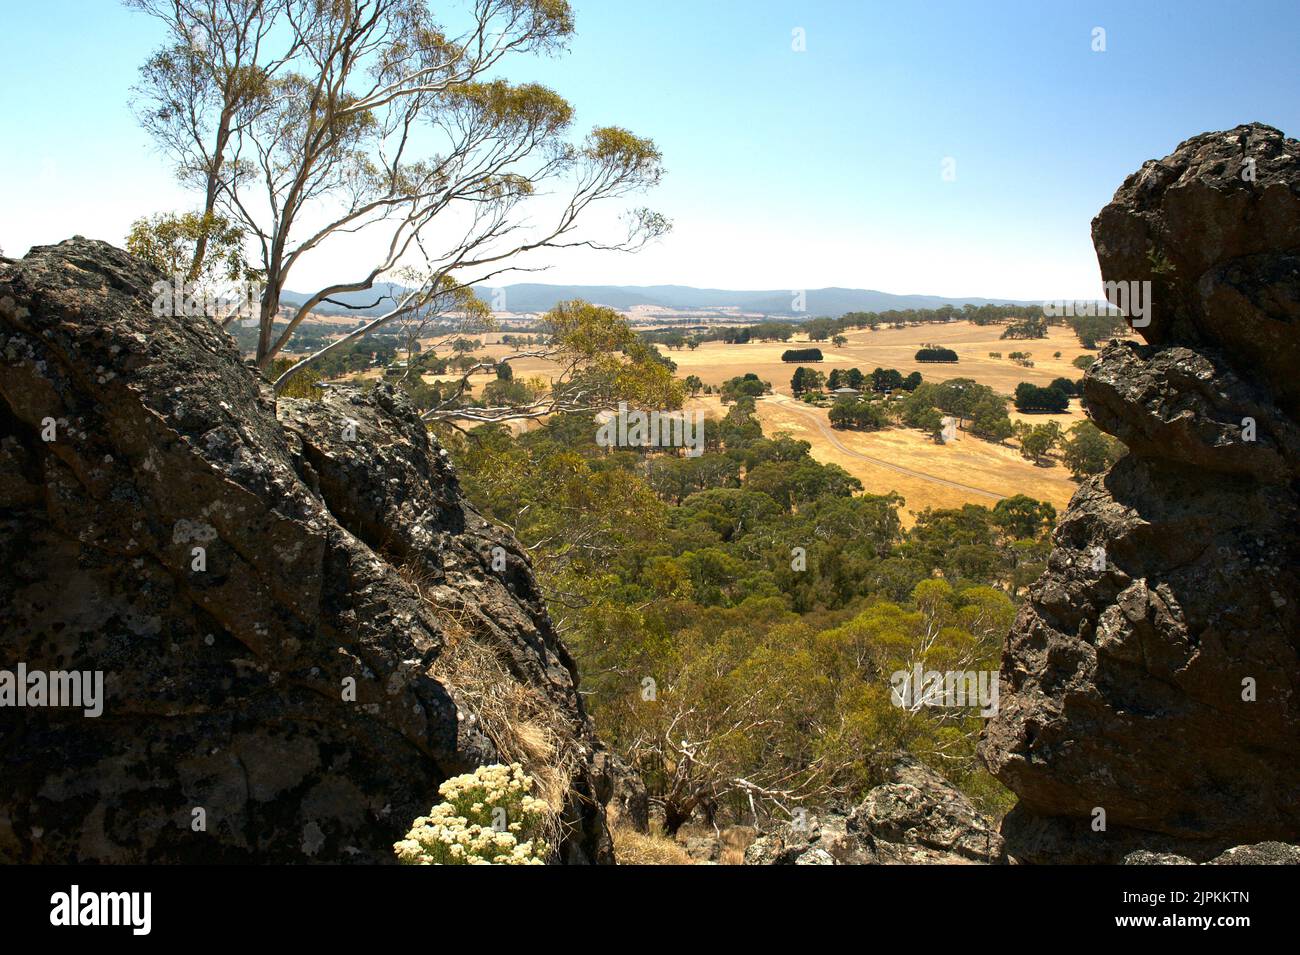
[0, 238, 614, 863]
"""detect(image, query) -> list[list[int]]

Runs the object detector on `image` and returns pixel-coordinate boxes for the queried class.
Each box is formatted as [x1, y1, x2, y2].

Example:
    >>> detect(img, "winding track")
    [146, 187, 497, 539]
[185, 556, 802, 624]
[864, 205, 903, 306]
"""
[762, 394, 1006, 502]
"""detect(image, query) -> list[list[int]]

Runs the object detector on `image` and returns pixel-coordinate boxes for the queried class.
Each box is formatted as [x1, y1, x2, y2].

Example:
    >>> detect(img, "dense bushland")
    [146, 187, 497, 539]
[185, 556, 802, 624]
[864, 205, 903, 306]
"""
[448, 398, 1057, 831]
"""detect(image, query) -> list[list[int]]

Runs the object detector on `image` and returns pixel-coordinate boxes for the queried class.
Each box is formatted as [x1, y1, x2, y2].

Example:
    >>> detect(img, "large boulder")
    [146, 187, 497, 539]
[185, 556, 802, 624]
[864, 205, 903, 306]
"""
[0, 238, 613, 863]
[745, 756, 1006, 865]
[980, 124, 1300, 863]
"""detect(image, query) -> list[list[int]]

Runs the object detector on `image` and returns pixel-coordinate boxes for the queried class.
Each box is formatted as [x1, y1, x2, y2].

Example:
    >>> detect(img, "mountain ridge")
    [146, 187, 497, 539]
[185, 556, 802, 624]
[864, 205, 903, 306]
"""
[281, 283, 1041, 318]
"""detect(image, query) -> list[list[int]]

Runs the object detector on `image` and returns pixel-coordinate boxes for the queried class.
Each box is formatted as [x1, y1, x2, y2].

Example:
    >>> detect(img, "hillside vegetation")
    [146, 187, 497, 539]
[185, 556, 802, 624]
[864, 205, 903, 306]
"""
[449, 396, 1060, 832]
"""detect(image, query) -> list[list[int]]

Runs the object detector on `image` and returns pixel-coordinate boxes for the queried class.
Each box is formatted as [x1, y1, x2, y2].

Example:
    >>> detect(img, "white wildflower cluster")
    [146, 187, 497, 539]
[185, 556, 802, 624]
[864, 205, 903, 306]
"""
[393, 763, 551, 865]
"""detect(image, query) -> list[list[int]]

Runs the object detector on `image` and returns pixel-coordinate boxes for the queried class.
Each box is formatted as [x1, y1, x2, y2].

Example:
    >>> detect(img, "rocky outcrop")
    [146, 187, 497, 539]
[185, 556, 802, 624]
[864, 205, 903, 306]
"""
[0, 238, 613, 863]
[1123, 842, 1300, 866]
[745, 757, 1006, 865]
[980, 124, 1300, 863]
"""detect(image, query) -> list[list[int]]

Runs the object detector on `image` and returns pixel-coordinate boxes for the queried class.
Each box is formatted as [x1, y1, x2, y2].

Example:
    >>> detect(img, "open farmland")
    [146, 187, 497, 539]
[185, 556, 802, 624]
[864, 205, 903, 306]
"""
[330, 318, 1115, 521]
[668, 320, 1121, 395]
[684, 394, 1083, 526]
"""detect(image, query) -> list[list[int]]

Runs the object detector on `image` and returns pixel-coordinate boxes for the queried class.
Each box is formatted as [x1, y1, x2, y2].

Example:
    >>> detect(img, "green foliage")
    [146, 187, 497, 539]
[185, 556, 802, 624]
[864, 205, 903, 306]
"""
[969, 395, 1014, 443]
[1013, 382, 1069, 414]
[719, 373, 770, 403]
[999, 316, 1047, 339]
[1069, 314, 1128, 349]
[1048, 376, 1082, 398]
[1016, 420, 1063, 464]
[451, 395, 1058, 829]
[126, 210, 258, 286]
[870, 367, 904, 392]
[791, 366, 826, 394]
[829, 396, 888, 431]
[267, 357, 322, 400]
[1062, 419, 1125, 478]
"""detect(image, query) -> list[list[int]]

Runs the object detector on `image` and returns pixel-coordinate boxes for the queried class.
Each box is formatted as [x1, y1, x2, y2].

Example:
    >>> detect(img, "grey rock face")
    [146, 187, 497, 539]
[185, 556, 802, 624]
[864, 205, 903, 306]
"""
[745, 757, 1005, 865]
[980, 124, 1300, 863]
[1123, 842, 1300, 866]
[0, 238, 613, 863]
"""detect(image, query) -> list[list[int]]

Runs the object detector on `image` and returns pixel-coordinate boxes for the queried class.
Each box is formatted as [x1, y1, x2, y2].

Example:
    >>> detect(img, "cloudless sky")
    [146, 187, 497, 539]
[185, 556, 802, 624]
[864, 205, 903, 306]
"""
[1, 0, 1297, 300]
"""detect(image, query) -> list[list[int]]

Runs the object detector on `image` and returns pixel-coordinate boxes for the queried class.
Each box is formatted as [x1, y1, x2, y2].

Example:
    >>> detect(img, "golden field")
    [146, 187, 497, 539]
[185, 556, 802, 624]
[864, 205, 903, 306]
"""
[378, 319, 1121, 521]
[685, 394, 1083, 526]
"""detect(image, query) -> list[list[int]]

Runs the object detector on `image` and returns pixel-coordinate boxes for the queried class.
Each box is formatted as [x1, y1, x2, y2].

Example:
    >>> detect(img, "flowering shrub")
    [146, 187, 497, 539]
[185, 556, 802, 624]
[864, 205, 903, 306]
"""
[394, 763, 552, 865]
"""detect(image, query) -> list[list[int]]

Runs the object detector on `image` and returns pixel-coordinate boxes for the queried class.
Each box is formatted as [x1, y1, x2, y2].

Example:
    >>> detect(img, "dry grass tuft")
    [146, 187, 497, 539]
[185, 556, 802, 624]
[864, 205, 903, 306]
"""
[719, 826, 757, 865]
[398, 559, 581, 850]
[612, 823, 695, 866]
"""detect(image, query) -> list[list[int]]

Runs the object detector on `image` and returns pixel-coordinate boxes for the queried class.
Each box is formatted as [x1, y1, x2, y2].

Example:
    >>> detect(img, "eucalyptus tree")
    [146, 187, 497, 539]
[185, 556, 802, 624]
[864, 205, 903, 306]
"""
[127, 0, 668, 393]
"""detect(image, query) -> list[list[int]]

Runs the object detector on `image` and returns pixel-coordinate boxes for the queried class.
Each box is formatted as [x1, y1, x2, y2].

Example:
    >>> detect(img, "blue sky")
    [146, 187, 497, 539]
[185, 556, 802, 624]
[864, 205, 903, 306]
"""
[1, 0, 1297, 299]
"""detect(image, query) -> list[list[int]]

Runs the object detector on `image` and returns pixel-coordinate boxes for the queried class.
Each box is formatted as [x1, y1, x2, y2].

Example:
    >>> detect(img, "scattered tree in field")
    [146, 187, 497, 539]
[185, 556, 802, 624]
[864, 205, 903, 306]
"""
[999, 315, 1047, 339]
[1016, 420, 1063, 465]
[782, 347, 824, 362]
[791, 366, 826, 395]
[1072, 354, 1095, 371]
[1069, 314, 1128, 349]
[720, 373, 770, 403]
[915, 346, 958, 363]
[969, 396, 1014, 444]
[1013, 382, 1069, 413]
[1062, 420, 1125, 478]
[870, 367, 904, 392]
[829, 397, 888, 431]
[1048, 376, 1082, 398]
[426, 300, 682, 424]
[802, 317, 838, 341]
[828, 367, 867, 390]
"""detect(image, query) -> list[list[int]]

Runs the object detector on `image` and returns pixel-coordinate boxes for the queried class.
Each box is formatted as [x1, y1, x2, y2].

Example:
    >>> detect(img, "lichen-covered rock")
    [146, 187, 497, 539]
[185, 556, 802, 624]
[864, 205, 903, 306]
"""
[745, 757, 1005, 865]
[744, 810, 878, 866]
[1207, 841, 1300, 865]
[1123, 842, 1300, 866]
[980, 124, 1300, 863]
[0, 237, 613, 863]
[851, 757, 1006, 864]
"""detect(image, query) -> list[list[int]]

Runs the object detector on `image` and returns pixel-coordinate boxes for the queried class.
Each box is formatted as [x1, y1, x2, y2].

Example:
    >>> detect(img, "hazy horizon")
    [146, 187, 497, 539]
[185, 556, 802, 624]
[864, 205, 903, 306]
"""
[2, 0, 1297, 301]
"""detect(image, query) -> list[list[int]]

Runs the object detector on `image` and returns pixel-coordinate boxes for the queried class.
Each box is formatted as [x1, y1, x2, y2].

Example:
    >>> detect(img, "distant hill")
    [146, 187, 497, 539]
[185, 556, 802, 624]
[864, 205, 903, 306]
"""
[282, 282, 1038, 318]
